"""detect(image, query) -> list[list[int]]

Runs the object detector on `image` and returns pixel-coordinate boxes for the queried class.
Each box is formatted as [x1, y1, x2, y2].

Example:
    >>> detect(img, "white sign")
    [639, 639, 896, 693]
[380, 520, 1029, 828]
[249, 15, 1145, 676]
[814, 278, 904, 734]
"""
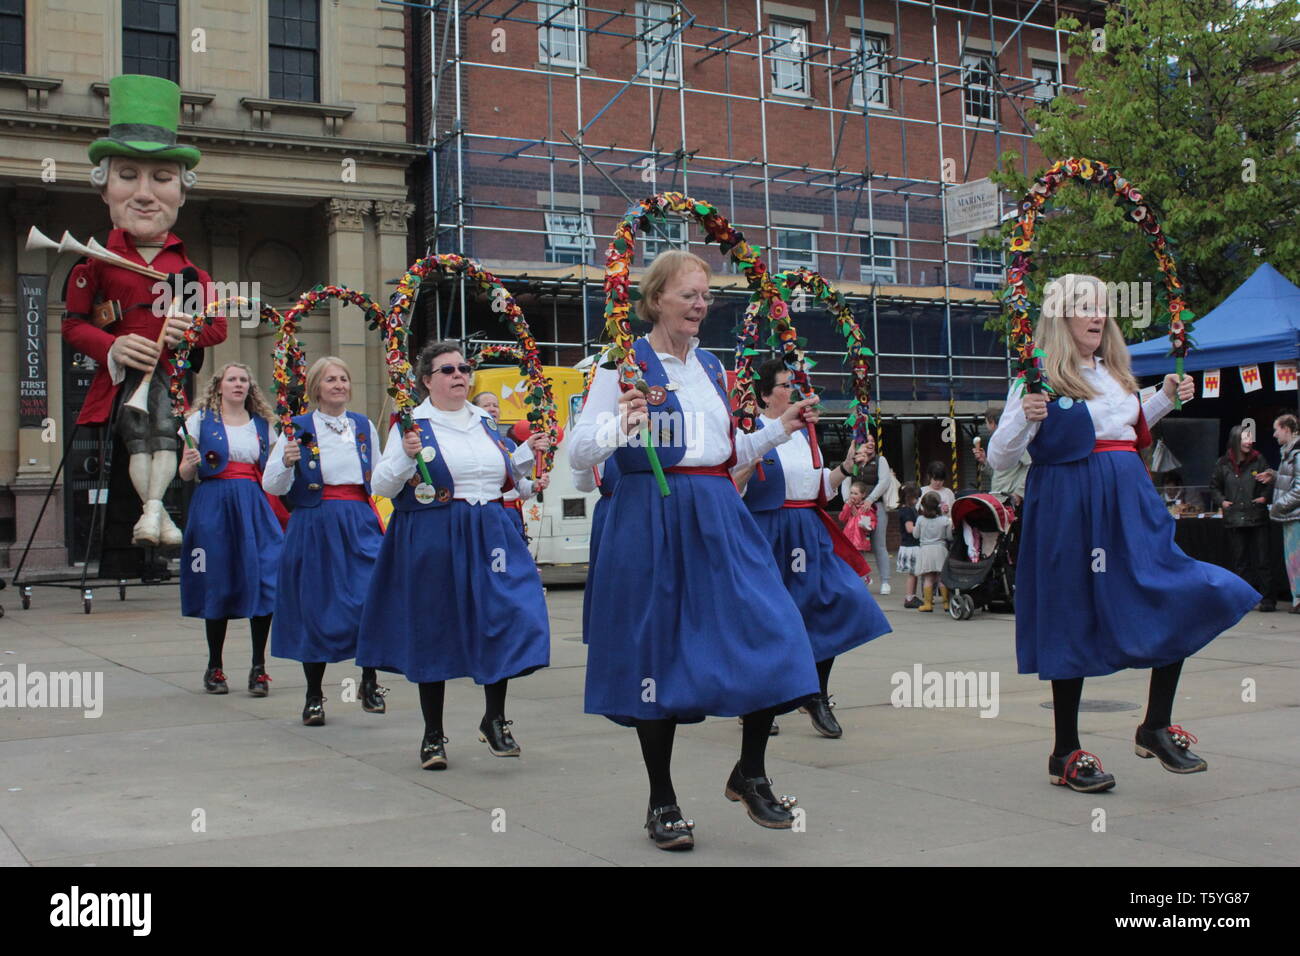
[1275, 361, 1297, 392]
[944, 178, 1000, 236]
[1202, 369, 1220, 399]
[1240, 364, 1263, 393]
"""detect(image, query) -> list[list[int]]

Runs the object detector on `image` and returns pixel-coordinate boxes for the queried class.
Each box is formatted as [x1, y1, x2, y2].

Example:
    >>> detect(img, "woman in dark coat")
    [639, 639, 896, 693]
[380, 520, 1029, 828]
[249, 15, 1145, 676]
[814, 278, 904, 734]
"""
[1211, 424, 1276, 612]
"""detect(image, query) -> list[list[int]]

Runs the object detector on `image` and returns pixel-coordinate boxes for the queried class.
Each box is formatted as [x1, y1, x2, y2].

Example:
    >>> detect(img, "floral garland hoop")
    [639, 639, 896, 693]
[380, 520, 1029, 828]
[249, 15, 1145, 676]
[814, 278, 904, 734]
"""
[1005, 157, 1195, 405]
[387, 254, 559, 473]
[469, 343, 525, 368]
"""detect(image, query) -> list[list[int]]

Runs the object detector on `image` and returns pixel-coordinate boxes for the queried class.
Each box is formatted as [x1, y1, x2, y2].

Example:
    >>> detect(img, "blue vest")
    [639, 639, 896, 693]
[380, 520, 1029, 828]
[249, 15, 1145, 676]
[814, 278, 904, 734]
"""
[196, 411, 271, 479]
[391, 414, 516, 512]
[612, 338, 733, 475]
[597, 451, 623, 498]
[1027, 398, 1097, 465]
[742, 417, 788, 513]
[283, 411, 373, 509]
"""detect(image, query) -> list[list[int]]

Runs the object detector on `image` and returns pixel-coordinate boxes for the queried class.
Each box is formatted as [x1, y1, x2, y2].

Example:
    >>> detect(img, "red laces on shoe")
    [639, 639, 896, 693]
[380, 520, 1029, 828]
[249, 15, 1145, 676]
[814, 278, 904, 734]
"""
[1063, 749, 1104, 780]
[211, 669, 227, 682]
[1166, 725, 1197, 748]
[255, 673, 272, 684]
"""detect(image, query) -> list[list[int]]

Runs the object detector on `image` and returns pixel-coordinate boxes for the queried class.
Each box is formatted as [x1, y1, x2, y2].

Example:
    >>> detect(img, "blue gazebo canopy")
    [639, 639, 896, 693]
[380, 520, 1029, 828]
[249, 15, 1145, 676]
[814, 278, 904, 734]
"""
[1128, 263, 1300, 376]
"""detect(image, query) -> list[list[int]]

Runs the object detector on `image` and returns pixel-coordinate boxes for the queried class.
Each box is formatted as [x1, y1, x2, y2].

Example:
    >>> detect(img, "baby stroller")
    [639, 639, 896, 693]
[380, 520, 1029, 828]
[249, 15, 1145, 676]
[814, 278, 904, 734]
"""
[940, 493, 1018, 620]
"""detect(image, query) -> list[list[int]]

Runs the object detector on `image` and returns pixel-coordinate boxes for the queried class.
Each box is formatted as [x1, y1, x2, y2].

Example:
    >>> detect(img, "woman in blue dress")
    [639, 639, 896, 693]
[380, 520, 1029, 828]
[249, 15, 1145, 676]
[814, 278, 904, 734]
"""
[988, 274, 1258, 793]
[734, 358, 892, 739]
[570, 249, 823, 851]
[358, 342, 550, 770]
[263, 356, 387, 726]
[178, 362, 284, 696]
[470, 389, 548, 540]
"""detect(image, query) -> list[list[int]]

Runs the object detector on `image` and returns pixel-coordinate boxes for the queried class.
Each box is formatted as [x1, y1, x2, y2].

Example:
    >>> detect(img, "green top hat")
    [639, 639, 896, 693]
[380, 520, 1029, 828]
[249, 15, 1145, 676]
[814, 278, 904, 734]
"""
[88, 74, 202, 170]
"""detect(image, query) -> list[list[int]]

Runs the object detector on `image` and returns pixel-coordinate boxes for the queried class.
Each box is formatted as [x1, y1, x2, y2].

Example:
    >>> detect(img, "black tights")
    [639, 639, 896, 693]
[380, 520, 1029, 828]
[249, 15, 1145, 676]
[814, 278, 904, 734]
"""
[816, 657, 834, 697]
[635, 705, 781, 816]
[418, 679, 508, 735]
[1050, 660, 1185, 757]
[205, 615, 271, 669]
[302, 663, 378, 700]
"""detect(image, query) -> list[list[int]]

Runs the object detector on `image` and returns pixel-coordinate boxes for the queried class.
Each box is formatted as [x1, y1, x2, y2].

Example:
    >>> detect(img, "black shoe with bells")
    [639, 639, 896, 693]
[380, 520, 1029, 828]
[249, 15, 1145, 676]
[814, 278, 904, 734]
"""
[1048, 749, 1116, 792]
[1135, 724, 1207, 773]
[302, 695, 326, 726]
[248, 666, 271, 698]
[420, 731, 448, 770]
[645, 803, 695, 851]
[203, 667, 228, 694]
[479, 716, 521, 757]
[359, 678, 388, 714]
[800, 694, 842, 738]
[724, 762, 798, 829]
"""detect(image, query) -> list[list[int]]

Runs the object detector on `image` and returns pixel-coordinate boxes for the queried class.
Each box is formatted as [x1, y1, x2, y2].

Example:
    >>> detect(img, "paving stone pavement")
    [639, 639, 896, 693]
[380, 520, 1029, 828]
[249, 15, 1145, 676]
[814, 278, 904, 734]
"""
[1, 576, 1296, 867]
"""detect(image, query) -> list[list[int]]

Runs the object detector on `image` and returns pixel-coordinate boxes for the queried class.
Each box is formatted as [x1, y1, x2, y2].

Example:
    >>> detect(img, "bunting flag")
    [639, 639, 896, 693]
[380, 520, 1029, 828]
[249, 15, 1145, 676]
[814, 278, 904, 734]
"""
[1202, 369, 1220, 399]
[1275, 361, 1298, 392]
[1240, 364, 1263, 393]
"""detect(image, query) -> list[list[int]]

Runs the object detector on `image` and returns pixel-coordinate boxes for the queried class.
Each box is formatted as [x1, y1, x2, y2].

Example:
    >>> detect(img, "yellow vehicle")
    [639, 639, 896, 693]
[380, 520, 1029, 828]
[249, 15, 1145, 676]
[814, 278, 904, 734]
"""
[374, 365, 598, 567]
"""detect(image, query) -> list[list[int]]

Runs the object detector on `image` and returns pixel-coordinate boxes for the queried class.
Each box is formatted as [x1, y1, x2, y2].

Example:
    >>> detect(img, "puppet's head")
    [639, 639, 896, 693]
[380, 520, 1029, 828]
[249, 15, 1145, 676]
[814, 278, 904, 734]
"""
[88, 75, 200, 242]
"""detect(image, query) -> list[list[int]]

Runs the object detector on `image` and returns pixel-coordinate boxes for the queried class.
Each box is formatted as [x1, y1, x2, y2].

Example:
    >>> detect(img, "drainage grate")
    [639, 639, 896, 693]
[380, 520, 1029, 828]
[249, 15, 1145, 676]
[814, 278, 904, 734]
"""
[1041, 699, 1141, 712]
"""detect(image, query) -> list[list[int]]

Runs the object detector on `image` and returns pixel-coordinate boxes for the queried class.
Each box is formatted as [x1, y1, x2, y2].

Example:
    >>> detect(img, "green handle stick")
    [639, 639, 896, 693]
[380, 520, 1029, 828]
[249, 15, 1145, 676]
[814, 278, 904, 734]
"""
[1174, 356, 1185, 411]
[634, 380, 670, 498]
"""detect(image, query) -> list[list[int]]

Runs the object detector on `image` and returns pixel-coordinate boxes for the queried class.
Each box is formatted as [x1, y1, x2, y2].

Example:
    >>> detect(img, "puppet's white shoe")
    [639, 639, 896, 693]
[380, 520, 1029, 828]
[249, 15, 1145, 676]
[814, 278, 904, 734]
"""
[132, 500, 162, 547]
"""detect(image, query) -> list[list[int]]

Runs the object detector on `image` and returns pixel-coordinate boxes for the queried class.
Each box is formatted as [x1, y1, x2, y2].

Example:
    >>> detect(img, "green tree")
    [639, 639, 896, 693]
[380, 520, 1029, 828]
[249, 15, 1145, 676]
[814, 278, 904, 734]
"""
[987, 0, 1300, 339]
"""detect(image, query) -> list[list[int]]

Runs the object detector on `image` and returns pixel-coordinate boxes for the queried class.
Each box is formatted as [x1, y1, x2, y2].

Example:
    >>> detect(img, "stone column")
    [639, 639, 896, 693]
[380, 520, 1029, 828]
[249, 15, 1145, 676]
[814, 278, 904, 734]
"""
[326, 198, 371, 417]
[9, 192, 66, 567]
[372, 199, 415, 422]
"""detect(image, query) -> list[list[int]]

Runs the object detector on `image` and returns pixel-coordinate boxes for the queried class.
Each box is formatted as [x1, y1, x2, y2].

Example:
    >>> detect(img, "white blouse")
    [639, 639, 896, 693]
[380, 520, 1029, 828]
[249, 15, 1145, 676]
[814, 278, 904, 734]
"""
[262, 411, 382, 495]
[185, 412, 262, 465]
[569, 338, 790, 470]
[988, 356, 1176, 472]
[738, 414, 834, 501]
[370, 398, 533, 504]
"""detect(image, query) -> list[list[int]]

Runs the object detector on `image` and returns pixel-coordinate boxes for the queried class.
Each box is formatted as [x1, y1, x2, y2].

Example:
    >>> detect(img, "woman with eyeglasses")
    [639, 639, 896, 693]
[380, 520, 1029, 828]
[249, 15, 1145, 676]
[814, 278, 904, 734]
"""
[262, 356, 388, 726]
[358, 342, 551, 770]
[471, 389, 549, 540]
[732, 358, 892, 740]
[570, 249, 823, 851]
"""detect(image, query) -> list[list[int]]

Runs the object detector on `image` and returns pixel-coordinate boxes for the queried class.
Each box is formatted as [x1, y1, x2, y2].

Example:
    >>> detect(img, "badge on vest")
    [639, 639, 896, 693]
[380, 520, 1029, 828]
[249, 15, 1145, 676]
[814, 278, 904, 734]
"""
[420, 446, 437, 463]
[647, 386, 667, 406]
[414, 483, 436, 504]
[1058, 397, 1074, 409]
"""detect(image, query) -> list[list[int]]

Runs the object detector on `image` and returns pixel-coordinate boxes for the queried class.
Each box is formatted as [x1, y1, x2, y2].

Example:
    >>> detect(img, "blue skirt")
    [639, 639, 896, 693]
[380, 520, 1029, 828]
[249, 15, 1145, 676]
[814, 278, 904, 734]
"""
[1017, 450, 1258, 678]
[749, 507, 892, 661]
[580, 492, 612, 645]
[356, 501, 550, 684]
[584, 470, 820, 725]
[180, 477, 283, 619]
[272, 500, 383, 663]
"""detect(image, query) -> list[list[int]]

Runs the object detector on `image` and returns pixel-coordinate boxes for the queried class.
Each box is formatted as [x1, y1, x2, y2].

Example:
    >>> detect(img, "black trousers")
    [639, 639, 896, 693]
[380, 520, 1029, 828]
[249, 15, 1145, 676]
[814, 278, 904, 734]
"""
[1226, 524, 1273, 602]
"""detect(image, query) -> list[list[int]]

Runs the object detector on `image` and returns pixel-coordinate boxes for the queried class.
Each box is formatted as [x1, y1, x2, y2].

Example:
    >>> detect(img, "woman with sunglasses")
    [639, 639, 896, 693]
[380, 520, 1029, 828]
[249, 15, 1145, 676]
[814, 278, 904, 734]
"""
[262, 356, 388, 726]
[358, 342, 551, 770]
[570, 249, 822, 851]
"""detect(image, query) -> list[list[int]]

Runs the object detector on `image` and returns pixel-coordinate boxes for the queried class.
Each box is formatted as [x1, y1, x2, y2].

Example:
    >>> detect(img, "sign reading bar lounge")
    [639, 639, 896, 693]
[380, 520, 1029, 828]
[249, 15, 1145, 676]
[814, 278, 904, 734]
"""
[18, 274, 49, 427]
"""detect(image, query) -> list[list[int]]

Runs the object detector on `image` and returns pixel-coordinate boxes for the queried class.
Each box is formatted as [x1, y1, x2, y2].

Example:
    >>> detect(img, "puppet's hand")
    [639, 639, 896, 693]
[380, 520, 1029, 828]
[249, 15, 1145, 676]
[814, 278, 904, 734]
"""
[109, 334, 161, 371]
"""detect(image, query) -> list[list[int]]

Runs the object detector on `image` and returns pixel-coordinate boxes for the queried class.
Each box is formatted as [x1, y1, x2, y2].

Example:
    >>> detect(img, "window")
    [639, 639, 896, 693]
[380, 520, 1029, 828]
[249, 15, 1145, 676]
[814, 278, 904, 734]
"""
[851, 33, 889, 109]
[641, 217, 685, 264]
[972, 246, 1002, 287]
[123, 0, 178, 82]
[545, 212, 595, 264]
[962, 52, 996, 122]
[775, 229, 816, 271]
[538, 1, 585, 68]
[0, 0, 23, 74]
[859, 236, 896, 283]
[269, 0, 319, 102]
[768, 19, 809, 96]
[1030, 61, 1058, 102]
[636, 1, 679, 81]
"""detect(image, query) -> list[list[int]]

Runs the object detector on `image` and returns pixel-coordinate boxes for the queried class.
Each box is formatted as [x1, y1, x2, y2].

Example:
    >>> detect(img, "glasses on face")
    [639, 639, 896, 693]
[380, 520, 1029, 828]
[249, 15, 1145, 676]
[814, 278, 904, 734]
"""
[673, 291, 714, 305]
[434, 364, 473, 376]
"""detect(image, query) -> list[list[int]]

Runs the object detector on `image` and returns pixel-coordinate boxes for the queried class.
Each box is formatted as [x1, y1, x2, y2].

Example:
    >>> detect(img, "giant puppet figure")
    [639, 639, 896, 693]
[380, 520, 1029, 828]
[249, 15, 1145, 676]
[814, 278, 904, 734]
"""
[61, 75, 225, 558]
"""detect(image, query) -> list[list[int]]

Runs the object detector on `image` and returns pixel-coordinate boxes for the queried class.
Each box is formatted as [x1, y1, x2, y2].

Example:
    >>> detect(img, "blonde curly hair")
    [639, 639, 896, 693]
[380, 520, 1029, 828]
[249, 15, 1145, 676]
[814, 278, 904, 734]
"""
[194, 362, 275, 422]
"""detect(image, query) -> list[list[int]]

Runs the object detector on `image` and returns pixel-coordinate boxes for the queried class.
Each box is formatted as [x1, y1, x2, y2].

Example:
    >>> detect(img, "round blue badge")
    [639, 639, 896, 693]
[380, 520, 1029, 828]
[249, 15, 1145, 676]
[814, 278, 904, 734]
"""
[1058, 396, 1074, 409]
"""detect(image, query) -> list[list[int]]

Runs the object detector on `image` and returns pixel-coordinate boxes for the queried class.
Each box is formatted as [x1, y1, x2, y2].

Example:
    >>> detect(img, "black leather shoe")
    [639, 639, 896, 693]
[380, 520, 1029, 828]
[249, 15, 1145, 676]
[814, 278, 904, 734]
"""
[800, 694, 842, 739]
[359, 678, 388, 714]
[248, 666, 271, 698]
[724, 762, 798, 829]
[420, 731, 448, 770]
[1048, 749, 1116, 792]
[645, 803, 695, 851]
[1135, 724, 1207, 774]
[203, 667, 228, 695]
[1257, 601, 1277, 612]
[478, 716, 521, 757]
[302, 695, 326, 726]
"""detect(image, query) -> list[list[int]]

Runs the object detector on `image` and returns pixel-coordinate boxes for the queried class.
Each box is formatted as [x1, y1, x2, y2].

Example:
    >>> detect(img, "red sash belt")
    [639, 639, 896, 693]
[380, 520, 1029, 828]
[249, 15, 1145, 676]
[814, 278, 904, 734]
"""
[1093, 440, 1137, 454]
[665, 463, 733, 478]
[782, 499, 818, 509]
[781, 500, 872, 579]
[500, 498, 523, 512]
[213, 462, 261, 481]
[322, 483, 384, 532]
